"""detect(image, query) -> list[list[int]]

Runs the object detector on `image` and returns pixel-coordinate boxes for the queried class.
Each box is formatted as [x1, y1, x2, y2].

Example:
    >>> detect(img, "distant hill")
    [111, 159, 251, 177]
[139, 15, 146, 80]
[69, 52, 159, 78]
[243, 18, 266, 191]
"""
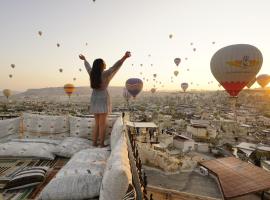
[14, 86, 125, 97]
[0, 90, 22, 96]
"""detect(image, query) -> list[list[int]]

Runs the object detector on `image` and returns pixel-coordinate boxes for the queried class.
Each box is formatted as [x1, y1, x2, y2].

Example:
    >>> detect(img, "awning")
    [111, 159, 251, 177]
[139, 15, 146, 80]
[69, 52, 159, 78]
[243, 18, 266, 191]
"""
[199, 157, 270, 199]
[126, 121, 158, 128]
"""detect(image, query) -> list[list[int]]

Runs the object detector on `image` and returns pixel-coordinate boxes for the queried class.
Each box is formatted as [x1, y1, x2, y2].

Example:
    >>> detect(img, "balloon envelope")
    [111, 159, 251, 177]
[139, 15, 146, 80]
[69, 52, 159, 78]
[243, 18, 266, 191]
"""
[125, 78, 143, 98]
[3, 89, 11, 99]
[174, 58, 181, 66]
[64, 84, 75, 97]
[151, 88, 156, 94]
[11, 64, 15, 68]
[246, 77, 256, 89]
[181, 83, 188, 92]
[174, 70, 179, 77]
[210, 44, 263, 97]
[257, 74, 270, 88]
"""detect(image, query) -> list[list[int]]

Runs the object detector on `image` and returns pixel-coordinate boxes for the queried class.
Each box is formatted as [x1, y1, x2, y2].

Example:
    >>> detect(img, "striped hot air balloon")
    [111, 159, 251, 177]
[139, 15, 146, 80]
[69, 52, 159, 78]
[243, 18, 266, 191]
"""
[257, 74, 270, 88]
[210, 44, 263, 97]
[181, 83, 188, 92]
[125, 78, 143, 98]
[64, 83, 75, 98]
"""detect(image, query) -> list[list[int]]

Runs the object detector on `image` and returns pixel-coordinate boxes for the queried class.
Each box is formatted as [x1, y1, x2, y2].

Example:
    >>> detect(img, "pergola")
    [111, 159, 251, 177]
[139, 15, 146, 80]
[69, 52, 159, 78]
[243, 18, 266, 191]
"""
[199, 157, 270, 200]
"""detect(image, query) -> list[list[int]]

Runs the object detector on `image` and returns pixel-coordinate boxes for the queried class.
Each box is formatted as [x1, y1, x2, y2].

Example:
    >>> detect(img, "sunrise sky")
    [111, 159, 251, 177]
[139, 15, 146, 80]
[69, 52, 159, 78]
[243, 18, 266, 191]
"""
[1, 0, 270, 92]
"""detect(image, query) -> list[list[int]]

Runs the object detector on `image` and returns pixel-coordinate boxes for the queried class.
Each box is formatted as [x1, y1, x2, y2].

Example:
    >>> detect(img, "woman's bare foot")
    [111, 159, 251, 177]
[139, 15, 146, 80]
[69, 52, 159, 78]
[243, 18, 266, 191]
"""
[93, 142, 98, 147]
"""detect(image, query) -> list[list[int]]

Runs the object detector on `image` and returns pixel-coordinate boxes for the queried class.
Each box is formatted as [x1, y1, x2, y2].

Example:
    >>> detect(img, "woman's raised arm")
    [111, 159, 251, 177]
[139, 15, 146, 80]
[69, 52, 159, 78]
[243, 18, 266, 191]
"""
[79, 54, 91, 75]
[104, 51, 131, 80]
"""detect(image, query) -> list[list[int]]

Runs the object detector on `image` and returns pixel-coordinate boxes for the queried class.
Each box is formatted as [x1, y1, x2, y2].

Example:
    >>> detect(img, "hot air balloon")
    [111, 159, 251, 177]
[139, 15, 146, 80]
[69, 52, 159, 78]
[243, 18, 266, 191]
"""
[190, 42, 193, 46]
[151, 64, 153, 66]
[151, 88, 156, 94]
[79, 68, 82, 72]
[38, 31, 42, 36]
[140, 64, 143, 67]
[185, 57, 188, 60]
[193, 48, 196, 52]
[140, 72, 143, 75]
[11, 64, 15, 69]
[73, 78, 76, 81]
[148, 54, 151, 57]
[59, 68, 63, 73]
[9, 74, 13, 78]
[246, 77, 256, 89]
[212, 41, 215, 45]
[174, 70, 179, 77]
[3, 89, 11, 100]
[174, 58, 181, 66]
[181, 83, 188, 92]
[169, 34, 173, 39]
[131, 64, 134, 66]
[257, 74, 270, 88]
[125, 78, 143, 98]
[153, 74, 157, 78]
[57, 43, 60, 47]
[210, 44, 263, 97]
[123, 88, 131, 102]
[64, 83, 75, 100]
[86, 42, 88, 46]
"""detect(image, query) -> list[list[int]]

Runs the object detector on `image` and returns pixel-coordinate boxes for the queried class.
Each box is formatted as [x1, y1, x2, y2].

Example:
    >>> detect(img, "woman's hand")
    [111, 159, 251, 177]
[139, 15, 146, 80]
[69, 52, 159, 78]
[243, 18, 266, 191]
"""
[123, 51, 131, 59]
[79, 54, 86, 61]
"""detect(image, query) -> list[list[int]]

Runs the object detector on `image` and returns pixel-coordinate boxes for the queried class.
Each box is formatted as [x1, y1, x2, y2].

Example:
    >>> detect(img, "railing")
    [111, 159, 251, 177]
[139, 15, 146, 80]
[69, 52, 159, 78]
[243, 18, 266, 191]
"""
[126, 128, 153, 200]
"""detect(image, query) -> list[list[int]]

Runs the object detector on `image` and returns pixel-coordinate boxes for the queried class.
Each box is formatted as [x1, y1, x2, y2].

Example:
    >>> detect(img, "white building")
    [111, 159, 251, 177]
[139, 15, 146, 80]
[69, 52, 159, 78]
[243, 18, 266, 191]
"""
[173, 135, 195, 152]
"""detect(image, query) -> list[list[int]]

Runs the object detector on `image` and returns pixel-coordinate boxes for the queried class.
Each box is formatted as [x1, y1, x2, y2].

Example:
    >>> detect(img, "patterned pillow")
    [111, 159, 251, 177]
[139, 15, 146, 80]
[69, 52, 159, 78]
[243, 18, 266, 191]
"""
[69, 116, 117, 140]
[0, 117, 21, 142]
[5, 166, 48, 190]
[53, 137, 94, 158]
[122, 184, 136, 200]
[22, 113, 69, 140]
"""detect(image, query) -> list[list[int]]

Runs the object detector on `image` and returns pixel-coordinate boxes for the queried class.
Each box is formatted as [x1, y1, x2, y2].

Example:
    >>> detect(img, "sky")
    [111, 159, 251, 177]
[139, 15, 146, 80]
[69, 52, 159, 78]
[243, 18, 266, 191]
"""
[1, 0, 270, 92]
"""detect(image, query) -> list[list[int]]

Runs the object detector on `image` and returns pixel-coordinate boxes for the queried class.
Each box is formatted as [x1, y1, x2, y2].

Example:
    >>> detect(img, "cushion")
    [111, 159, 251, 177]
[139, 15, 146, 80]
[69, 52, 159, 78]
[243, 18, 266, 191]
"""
[0, 117, 21, 143]
[100, 134, 132, 200]
[5, 166, 48, 190]
[39, 148, 110, 200]
[39, 174, 102, 200]
[110, 117, 124, 150]
[69, 116, 117, 140]
[56, 148, 110, 178]
[22, 113, 69, 139]
[53, 137, 94, 158]
[0, 141, 56, 160]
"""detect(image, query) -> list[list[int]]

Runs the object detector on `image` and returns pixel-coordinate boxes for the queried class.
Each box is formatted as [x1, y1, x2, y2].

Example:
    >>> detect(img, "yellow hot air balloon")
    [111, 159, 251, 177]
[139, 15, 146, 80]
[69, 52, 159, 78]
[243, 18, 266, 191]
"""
[210, 44, 263, 97]
[257, 74, 270, 88]
[64, 84, 75, 99]
[3, 89, 11, 100]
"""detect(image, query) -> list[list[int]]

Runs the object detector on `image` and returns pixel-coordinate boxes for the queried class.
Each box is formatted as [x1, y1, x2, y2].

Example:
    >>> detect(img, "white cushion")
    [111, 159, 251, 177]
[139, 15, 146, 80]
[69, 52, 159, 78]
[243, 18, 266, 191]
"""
[53, 137, 94, 158]
[0, 141, 56, 160]
[110, 117, 124, 150]
[39, 174, 102, 200]
[22, 113, 69, 139]
[0, 117, 21, 142]
[100, 134, 132, 200]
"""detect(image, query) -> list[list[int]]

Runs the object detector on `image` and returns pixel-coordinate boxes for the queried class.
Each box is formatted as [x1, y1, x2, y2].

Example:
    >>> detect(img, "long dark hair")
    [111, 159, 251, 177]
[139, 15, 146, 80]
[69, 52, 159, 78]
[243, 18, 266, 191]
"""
[90, 59, 105, 89]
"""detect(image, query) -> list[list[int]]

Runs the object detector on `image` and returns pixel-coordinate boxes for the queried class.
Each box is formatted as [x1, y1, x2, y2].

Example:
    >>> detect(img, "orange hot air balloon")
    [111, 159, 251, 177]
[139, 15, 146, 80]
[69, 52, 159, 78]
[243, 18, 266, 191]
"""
[64, 84, 75, 98]
[246, 77, 256, 89]
[210, 44, 263, 97]
[256, 74, 270, 88]
[151, 88, 156, 94]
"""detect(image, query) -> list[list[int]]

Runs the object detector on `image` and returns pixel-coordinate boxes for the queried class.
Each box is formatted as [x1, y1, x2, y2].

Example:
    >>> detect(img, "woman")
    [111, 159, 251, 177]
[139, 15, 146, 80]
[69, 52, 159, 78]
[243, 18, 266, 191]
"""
[79, 51, 131, 147]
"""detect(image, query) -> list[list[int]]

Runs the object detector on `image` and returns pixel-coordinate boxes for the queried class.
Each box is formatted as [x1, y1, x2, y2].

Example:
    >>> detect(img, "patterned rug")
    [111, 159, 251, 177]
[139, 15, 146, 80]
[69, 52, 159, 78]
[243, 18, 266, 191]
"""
[0, 157, 69, 200]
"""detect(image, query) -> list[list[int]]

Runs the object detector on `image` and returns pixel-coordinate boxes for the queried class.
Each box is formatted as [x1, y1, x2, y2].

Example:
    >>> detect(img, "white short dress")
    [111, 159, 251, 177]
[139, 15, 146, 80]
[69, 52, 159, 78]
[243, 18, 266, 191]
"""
[84, 59, 123, 114]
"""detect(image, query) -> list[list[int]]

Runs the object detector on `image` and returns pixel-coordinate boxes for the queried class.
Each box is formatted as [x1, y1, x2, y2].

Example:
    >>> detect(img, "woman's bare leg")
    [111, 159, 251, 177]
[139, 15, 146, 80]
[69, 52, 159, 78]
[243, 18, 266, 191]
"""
[98, 113, 108, 147]
[93, 114, 99, 147]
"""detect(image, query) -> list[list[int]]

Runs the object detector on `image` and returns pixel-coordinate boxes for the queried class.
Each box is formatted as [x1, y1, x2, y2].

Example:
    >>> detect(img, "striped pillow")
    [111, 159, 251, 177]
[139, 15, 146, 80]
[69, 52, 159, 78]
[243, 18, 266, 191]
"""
[5, 166, 48, 190]
[122, 184, 136, 200]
